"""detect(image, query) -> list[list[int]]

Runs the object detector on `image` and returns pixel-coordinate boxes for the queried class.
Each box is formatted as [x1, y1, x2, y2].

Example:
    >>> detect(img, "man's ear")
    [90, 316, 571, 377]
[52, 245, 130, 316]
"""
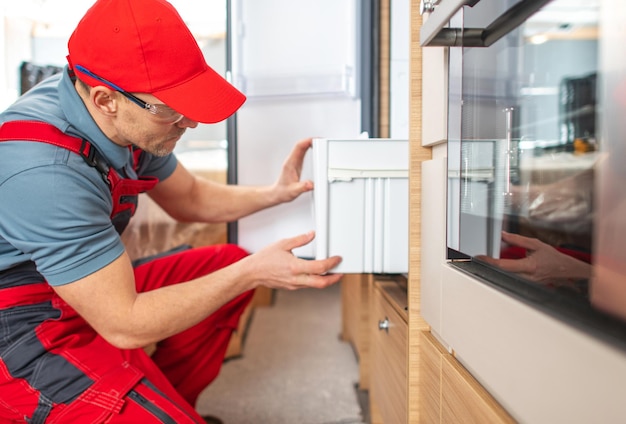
[90, 86, 119, 116]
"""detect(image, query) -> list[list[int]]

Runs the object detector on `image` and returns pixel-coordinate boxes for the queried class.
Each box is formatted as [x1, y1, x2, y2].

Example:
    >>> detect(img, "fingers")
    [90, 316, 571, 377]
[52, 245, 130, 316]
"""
[301, 271, 344, 289]
[287, 256, 343, 289]
[283, 232, 343, 284]
[476, 252, 529, 271]
[280, 231, 316, 251]
[286, 138, 313, 166]
[475, 255, 497, 266]
[486, 258, 532, 274]
[295, 137, 313, 150]
[501, 231, 542, 250]
[274, 139, 314, 203]
[257, 231, 343, 290]
[303, 255, 343, 275]
[278, 232, 343, 271]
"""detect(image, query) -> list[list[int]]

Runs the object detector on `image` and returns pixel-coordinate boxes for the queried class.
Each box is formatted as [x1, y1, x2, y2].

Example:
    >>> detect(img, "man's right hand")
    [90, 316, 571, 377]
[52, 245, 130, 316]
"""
[241, 231, 343, 290]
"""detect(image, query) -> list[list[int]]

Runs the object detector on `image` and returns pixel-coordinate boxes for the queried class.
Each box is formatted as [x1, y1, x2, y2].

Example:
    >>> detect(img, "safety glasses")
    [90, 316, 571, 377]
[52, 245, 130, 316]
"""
[74, 65, 185, 124]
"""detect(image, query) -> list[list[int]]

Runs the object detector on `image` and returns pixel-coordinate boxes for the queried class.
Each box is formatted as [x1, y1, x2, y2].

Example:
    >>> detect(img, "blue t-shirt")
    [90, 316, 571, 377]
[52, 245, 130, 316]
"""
[0, 67, 178, 286]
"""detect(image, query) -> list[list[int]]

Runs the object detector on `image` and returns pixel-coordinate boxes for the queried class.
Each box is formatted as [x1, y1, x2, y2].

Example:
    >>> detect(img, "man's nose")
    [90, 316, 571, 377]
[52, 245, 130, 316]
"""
[177, 116, 199, 128]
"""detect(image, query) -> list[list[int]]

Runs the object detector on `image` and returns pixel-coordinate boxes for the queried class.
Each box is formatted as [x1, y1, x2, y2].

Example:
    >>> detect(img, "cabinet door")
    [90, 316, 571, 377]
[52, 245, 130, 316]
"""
[420, 331, 446, 424]
[420, 331, 515, 424]
[441, 354, 515, 424]
[371, 282, 408, 424]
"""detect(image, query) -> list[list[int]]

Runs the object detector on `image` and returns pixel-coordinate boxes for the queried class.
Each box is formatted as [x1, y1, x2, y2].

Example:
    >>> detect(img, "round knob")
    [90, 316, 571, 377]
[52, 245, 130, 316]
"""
[420, 0, 436, 15]
[378, 318, 390, 332]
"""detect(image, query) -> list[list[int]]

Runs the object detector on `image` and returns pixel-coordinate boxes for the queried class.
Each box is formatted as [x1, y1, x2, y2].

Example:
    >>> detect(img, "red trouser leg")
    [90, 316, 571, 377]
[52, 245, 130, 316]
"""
[0, 244, 253, 423]
[132, 244, 255, 407]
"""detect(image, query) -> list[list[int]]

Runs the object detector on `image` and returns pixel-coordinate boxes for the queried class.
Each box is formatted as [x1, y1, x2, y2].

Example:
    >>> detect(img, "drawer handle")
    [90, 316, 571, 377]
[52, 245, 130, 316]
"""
[378, 317, 390, 333]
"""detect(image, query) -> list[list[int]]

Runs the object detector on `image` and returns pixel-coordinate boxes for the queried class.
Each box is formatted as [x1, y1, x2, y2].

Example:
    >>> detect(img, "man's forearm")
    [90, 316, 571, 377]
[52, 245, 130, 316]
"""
[54, 252, 253, 349]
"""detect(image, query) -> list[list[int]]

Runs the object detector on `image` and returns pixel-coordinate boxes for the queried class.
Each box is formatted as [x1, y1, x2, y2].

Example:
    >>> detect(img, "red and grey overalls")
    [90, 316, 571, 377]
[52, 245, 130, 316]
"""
[0, 121, 253, 423]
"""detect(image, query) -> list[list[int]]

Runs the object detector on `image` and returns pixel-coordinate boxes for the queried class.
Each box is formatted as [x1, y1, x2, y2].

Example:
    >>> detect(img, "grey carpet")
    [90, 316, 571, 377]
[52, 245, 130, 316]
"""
[196, 282, 366, 424]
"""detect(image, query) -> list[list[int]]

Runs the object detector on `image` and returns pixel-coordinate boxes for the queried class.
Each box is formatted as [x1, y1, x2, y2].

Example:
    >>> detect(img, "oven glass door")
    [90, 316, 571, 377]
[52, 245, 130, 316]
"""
[446, 0, 626, 346]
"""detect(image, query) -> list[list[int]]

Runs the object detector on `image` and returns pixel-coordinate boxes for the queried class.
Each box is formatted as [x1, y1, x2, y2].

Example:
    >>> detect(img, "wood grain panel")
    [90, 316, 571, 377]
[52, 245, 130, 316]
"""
[408, 3, 433, 423]
[420, 330, 516, 424]
[341, 273, 372, 389]
[341, 274, 361, 345]
[420, 331, 446, 424]
[442, 354, 516, 424]
[371, 280, 408, 424]
[379, 0, 390, 138]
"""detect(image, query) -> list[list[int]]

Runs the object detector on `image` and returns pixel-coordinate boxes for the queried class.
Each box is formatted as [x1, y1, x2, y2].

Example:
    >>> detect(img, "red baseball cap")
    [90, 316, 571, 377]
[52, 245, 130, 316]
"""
[67, 0, 245, 124]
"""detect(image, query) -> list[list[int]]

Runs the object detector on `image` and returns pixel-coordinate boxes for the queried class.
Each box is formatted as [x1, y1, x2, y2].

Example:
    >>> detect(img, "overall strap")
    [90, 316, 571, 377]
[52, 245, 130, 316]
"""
[0, 120, 99, 167]
[0, 120, 158, 234]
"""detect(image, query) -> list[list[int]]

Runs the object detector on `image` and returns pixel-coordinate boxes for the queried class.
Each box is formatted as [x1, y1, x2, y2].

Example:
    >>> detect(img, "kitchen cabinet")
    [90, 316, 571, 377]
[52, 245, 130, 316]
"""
[407, 3, 514, 422]
[370, 276, 408, 424]
[342, 3, 522, 423]
[420, 331, 515, 424]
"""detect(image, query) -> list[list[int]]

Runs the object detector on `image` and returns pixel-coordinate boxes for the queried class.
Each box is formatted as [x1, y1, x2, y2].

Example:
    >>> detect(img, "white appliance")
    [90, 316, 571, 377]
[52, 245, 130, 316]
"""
[312, 138, 409, 274]
[229, 0, 363, 258]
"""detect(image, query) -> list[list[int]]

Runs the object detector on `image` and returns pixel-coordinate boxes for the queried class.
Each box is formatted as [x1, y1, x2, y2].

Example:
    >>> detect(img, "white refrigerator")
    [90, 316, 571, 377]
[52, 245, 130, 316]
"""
[228, 0, 364, 258]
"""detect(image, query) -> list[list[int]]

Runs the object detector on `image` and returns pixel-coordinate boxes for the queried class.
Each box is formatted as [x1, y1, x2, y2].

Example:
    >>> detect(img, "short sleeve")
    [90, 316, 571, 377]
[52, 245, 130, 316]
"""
[0, 152, 125, 286]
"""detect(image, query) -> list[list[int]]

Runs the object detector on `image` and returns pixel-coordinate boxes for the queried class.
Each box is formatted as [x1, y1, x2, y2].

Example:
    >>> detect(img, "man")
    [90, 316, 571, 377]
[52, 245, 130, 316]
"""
[0, 0, 342, 422]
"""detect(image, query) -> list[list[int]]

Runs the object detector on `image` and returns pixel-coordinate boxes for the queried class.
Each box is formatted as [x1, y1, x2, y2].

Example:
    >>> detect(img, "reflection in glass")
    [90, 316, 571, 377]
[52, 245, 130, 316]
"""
[447, 0, 610, 321]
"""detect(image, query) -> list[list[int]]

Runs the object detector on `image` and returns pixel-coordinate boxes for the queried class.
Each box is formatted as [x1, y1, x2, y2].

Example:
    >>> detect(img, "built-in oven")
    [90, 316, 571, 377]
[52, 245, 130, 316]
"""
[421, 0, 626, 349]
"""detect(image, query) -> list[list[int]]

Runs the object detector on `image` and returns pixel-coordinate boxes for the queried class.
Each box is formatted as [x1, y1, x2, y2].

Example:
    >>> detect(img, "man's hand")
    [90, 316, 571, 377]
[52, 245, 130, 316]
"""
[150, 138, 317, 223]
[271, 138, 315, 204]
[476, 231, 592, 283]
[52, 231, 341, 350]
[240, 231, 343, 290]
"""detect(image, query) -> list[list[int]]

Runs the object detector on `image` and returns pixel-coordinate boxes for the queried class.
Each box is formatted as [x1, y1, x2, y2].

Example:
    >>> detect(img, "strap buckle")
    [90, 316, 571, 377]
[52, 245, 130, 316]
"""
[79, 138, 97, 166]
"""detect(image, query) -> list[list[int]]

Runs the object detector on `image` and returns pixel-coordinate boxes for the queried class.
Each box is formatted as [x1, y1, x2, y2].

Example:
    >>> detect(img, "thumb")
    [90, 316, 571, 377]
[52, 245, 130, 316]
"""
[281, 231, 316, 251]
[295, 180, 314, 194]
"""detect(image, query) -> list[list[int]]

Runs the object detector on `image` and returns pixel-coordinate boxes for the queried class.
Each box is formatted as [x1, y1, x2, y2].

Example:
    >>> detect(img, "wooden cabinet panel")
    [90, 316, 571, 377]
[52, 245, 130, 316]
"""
[341, 274, 372, 389]
[341, 274, 361, 346]
[420, 331, 515, 424]
[441, 354, 515, 424]
[420, 331, 445, 424]
[371, 279, 408, 424]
